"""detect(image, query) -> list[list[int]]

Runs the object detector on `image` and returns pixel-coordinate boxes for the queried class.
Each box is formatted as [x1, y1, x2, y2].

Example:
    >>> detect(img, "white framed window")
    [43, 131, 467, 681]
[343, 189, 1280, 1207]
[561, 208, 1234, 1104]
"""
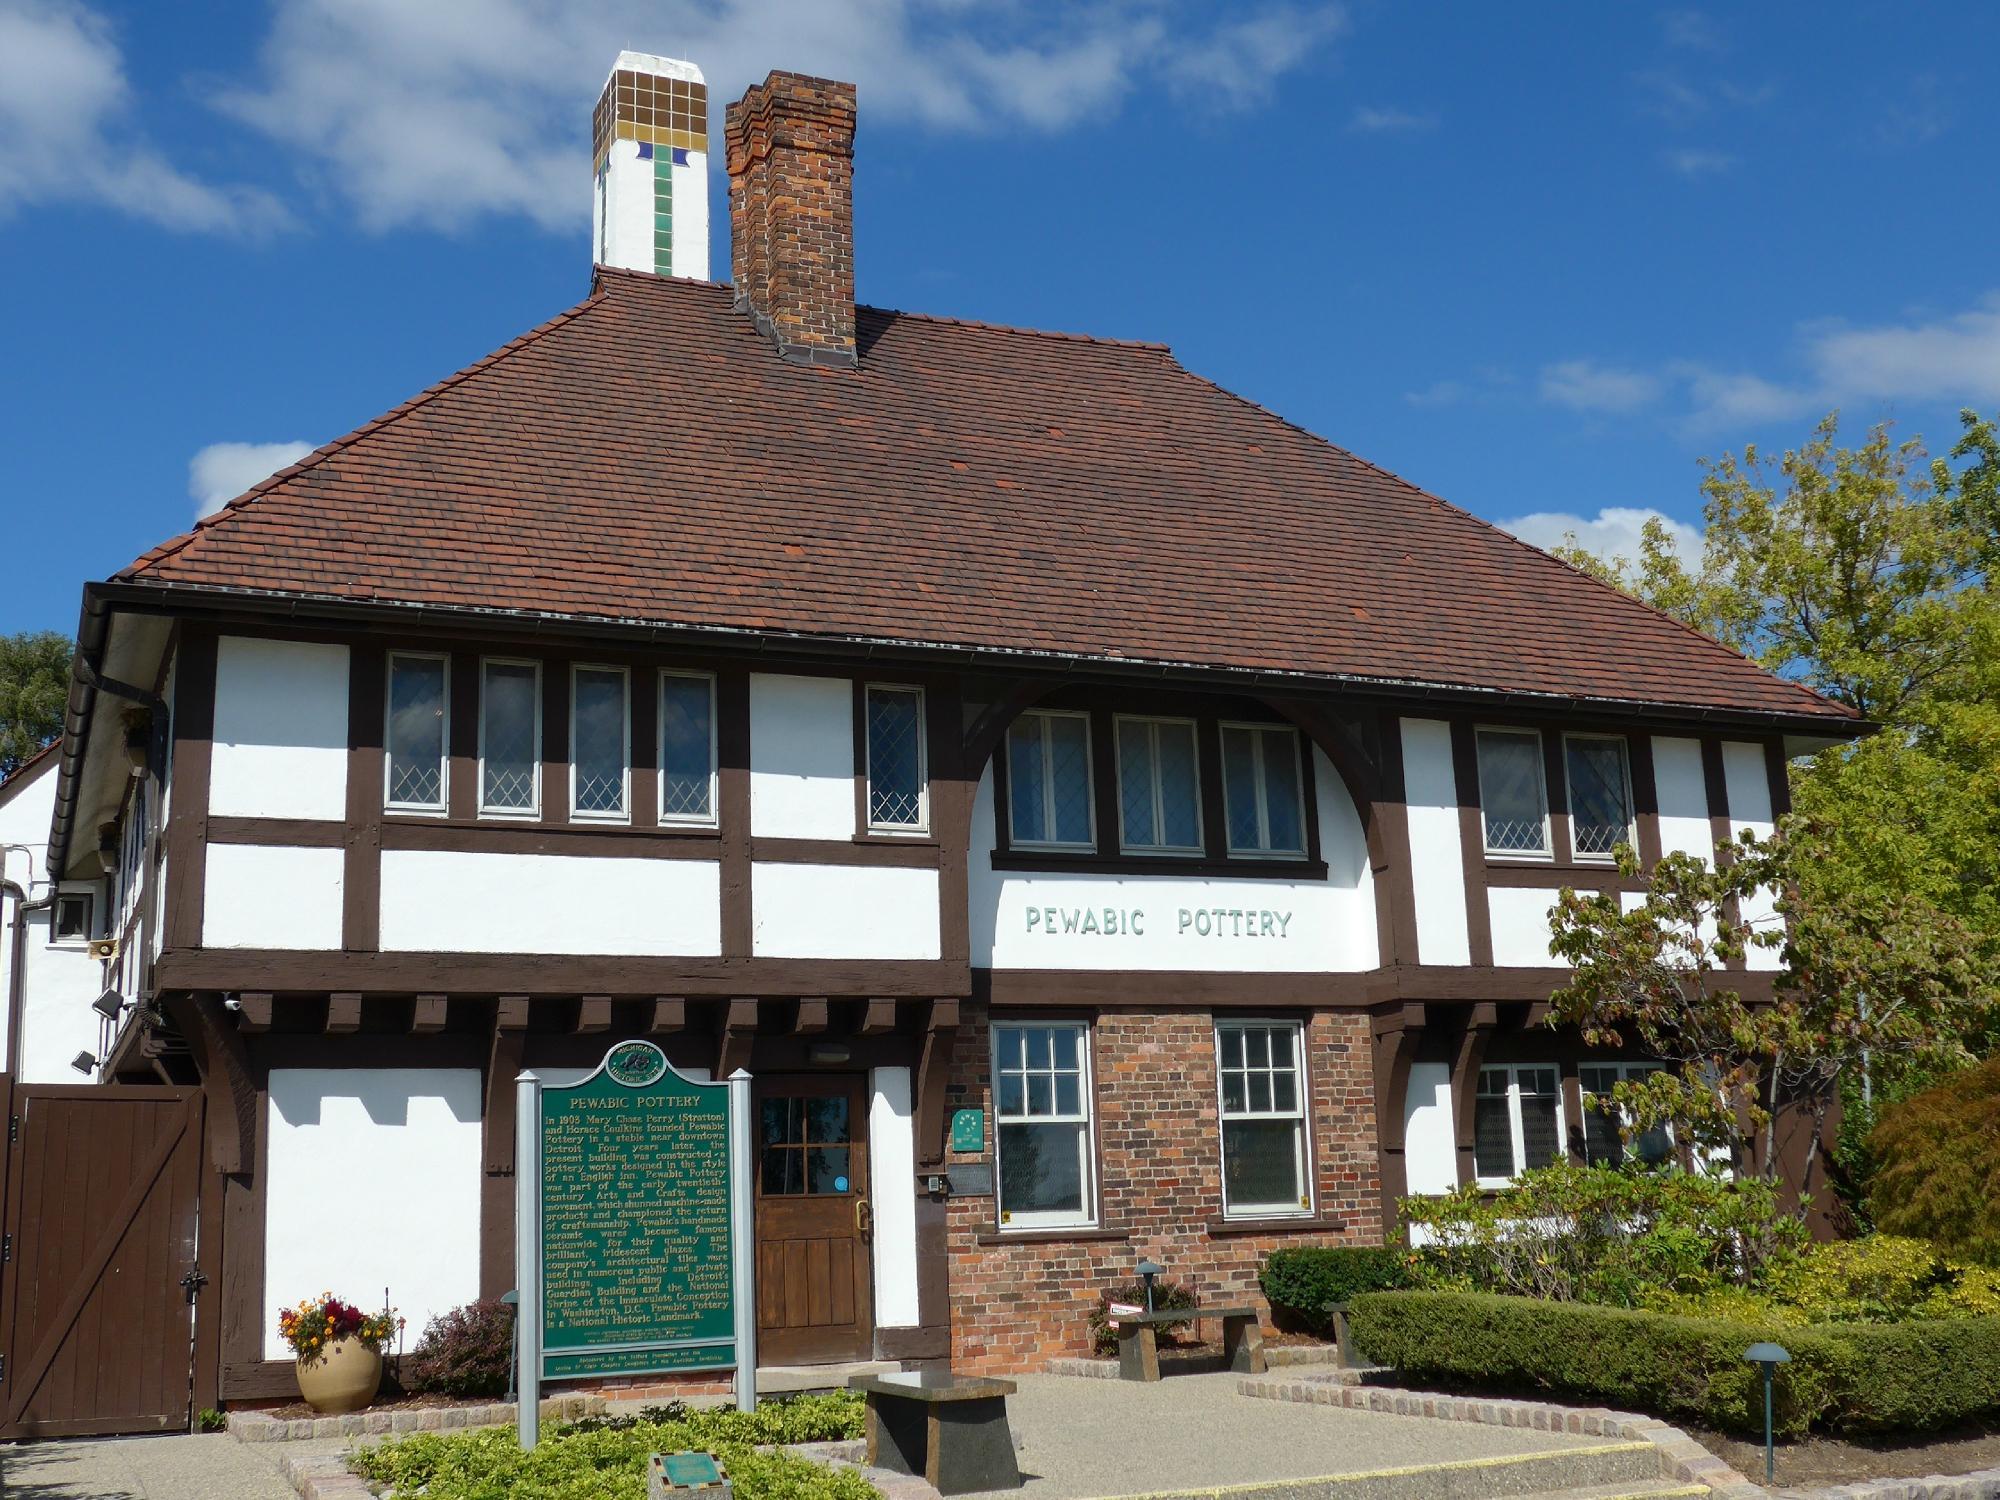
[1472, 1064, 1565, 1185]
[383, 652, 448, 813]
[570, 665, 630, 821]
[1006, 709, 1094, 849]
[1216, 1021, 1312, 1217]
[659, 670, 717, 825]
[478, 658, 541, 817]
[993, 1022, 1095, 1229]
[50, 890, 95, 946]
[1564, 734, 1635, 861]
[865, 684, 927, 832]
[1580, 1062, 1672, 1167]
[1115, 715, 1203, 854]
[1221, 722, 1307, 858]
[1476, 727, 1550, 857]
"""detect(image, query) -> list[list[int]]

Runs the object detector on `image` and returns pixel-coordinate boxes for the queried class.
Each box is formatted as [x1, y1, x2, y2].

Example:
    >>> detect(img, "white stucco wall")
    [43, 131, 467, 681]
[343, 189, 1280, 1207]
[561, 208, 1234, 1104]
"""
[752, 864, 941, 960]
[748, 674, 855, 841]
[1722, 740, 1784, 970]
[1402, 1061, 1457, 1196]
[868, 1066, 919, 1328]
[968, 749, 1376, 972]
[379, 850, 722, 955]
[203, 844, 345, 949]
[264, 1069, 482, 1361]
[1401, 719, 1471, 966]
[1487, 886, 1563, 968]
[1650, 736, 1713, 865]
[209, 637, 350, 821]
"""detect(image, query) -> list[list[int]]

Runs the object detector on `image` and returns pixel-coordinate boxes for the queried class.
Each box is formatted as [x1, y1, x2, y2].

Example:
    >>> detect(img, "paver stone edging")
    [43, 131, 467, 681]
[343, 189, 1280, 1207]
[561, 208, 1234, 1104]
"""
[1775, 1472, 2000, 1499]
[1047, 1345, 1342, 1380]
[230, 1394, 605, 1444]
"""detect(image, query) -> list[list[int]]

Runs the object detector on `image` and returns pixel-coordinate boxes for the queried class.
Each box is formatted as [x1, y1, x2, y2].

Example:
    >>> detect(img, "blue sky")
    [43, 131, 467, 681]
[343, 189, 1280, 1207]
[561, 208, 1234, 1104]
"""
[3, 0, 1996, 636]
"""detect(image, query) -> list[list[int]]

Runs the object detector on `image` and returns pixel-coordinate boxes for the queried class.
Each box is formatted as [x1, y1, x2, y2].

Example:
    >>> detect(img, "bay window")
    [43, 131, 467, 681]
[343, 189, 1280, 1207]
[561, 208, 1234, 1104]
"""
[993, 1023, 1094, 1228]
[1216, 1021, 1311, 1216]
[1473, 1064, 1564, 1184]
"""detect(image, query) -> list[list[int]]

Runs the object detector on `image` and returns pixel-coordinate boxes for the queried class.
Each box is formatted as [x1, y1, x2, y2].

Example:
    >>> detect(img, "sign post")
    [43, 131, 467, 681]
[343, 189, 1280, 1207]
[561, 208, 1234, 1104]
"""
[515, 1041, 757, 1448]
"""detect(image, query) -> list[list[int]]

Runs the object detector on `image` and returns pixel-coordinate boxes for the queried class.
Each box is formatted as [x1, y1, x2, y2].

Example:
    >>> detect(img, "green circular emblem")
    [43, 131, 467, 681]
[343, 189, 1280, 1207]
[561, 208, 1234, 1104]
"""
[605, 1041, 667, 1088]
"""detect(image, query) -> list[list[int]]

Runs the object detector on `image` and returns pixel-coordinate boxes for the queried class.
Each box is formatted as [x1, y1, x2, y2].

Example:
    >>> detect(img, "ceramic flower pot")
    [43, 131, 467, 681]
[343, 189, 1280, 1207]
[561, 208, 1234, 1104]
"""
[295, 1337, 383, 1414]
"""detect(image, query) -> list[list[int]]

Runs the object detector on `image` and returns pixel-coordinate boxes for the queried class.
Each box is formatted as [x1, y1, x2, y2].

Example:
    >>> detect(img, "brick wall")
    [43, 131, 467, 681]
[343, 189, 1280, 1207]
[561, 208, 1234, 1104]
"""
[944, 1004, 1382, 1373]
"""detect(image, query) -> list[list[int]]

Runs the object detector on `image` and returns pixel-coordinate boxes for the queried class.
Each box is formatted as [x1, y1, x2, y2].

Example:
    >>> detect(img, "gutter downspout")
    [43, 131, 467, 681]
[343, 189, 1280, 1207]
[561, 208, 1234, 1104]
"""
[3, 878, 54, 1078]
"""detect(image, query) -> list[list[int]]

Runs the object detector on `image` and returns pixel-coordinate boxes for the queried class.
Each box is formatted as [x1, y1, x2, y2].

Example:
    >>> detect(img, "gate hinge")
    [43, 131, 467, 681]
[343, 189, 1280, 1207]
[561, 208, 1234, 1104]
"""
[180, 1269, 209, 1305]
[7, 1115, 16, 1145]
[2, 1233, 10, 1264]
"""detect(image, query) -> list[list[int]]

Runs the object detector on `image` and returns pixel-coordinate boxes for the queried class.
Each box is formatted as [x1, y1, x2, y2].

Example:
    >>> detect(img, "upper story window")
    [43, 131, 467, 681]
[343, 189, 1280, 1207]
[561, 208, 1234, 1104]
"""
[1007, 709, 1094, 849]
[479, 659, 541, 817]
[1221, 723, 1306, 858]
[1216, 1021, 1312, 1217]
[384, 653, 448, 812]
[1580, 1062, 1672, 1167]
[993, 1022, 1095, 1229]
[1115, 715, 1202, 854]
[570, 666, 630, 820]
[51, 890, 95, 946]
[1473, 1063, 1565, 1185]
[1565, 734, 1634, 860]
[1476, 727, 1549, 857]
[865, 685, 927, 832]
[659, 670, 717, 825]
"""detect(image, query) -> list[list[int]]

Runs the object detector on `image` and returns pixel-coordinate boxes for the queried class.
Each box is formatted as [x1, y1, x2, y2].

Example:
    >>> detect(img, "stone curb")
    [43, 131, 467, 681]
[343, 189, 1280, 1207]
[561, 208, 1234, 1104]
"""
[1045, 1346, 1342, 1380]
[1775, 1472, 2000, 1499]
[277, 1452, 376, 1500]
[231, 1394, 605, 1444]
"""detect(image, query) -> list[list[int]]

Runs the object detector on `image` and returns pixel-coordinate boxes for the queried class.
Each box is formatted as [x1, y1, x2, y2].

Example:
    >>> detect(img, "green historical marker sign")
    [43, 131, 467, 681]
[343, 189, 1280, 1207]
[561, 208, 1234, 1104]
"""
[524, 1040, 746, 1404]
[949, 1107, 985, 1153]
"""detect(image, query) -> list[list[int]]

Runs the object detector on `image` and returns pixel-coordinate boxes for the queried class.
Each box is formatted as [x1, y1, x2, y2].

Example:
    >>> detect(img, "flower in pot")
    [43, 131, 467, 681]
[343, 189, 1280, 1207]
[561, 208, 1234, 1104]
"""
[277, 1293, 401, 1414]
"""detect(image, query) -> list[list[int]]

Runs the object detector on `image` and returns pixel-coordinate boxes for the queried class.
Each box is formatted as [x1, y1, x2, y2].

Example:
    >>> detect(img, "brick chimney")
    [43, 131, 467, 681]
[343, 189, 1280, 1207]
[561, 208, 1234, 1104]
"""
[726, 71, 857, 367]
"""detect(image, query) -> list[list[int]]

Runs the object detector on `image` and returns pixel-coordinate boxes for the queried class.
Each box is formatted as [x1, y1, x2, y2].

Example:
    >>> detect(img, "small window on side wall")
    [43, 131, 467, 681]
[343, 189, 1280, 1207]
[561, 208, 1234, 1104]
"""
[479, 659, 541, 816]
[384, 653, 448, 812]
[1476, 727, 1549, 857]
[1221, 723, 1307, 858]
[659, 671, 717, 824]
[993, 1023, 1095, 1228]
[571, 666, 630, 820]
[1565, 734, 1634, 860]
[51, 891, 94, 946]
[865, 685, 927, 831]
[1007, 709, 1093, 849]
[1216, 1021, 1311, 1217]
[1115, 715, 1202, 854]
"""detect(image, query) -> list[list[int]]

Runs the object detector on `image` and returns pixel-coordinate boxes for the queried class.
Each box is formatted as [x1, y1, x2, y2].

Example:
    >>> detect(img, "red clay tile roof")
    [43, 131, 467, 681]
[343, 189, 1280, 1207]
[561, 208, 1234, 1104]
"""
[118, 270, 1851, 724]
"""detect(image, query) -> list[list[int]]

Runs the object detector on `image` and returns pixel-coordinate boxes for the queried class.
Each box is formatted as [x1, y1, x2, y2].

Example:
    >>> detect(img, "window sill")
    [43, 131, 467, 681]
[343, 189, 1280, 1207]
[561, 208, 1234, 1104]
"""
[1206, 1214, 1345, 1238]
[989, 852, 1327, 879]
[384, 816, 720, 840]
[974, 1226, 1129, 1247]
[853, 833, 941, 848]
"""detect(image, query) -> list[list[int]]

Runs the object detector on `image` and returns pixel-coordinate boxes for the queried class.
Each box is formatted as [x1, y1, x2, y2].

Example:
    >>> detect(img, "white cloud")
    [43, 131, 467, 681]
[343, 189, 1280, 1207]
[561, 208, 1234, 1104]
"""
[1660, 146, 1735, 177]
[215, 0, 1348, 232]
[1348, 104, 1436, 135]
[1804, 294, 2000, 405]
[1539, 359, 1663, 413]
[1658, 9, 1726, 52]
[189, 441, 317, 519]
[1499, 506, 1700, 569]
[0, 0, 289, 232]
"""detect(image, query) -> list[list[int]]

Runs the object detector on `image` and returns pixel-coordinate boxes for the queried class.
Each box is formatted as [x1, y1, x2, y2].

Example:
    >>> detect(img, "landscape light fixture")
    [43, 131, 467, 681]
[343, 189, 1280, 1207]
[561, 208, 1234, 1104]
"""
[1136, 1258, 1166, 1315]
[1742, 1341, 1791, 1484]
[70, 1051, 97, 1075]
[91, 988, 126, 1021]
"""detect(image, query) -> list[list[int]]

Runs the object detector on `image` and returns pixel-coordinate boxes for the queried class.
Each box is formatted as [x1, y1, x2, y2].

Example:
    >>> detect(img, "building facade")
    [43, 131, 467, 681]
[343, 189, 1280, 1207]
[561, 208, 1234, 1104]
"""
[41, 61, 1860, 1402]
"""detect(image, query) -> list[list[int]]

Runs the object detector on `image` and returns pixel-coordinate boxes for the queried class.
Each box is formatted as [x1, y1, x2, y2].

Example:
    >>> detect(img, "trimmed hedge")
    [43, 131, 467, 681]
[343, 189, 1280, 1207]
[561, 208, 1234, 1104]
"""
[1260, 1247, 1415, 1330]
[1347, 1290, 2000, 1438]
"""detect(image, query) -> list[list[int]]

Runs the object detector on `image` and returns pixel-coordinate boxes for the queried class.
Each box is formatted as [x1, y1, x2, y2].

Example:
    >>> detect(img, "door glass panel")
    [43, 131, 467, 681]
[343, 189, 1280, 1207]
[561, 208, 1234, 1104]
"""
[760, 1093, 855, 1195]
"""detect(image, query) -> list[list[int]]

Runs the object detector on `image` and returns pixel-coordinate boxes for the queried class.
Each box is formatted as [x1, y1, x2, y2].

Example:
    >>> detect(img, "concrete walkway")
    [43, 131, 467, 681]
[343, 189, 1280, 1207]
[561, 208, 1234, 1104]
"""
[0, 1432, 296, 1500]
[972, 1373, 1608, 1499]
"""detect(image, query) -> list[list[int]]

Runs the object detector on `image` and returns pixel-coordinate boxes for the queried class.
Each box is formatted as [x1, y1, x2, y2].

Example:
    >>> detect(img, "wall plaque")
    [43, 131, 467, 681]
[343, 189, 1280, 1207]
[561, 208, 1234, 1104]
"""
[949, 1107, 985, 1153]
[516, 1041, 756, 1445]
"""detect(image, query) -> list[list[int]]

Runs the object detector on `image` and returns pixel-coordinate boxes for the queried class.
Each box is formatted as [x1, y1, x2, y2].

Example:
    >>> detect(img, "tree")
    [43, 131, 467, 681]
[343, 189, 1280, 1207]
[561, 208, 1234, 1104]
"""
[1867, 1056, 2000, 1266]
[0, 631, 72, 778]
[1545, 826, 1990, 1216]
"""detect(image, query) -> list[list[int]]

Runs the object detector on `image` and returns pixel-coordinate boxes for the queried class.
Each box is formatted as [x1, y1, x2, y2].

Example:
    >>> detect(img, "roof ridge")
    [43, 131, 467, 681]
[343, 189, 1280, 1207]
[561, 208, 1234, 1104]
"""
[117, 285, 613, 580]
[1166, 359, 1854, 719]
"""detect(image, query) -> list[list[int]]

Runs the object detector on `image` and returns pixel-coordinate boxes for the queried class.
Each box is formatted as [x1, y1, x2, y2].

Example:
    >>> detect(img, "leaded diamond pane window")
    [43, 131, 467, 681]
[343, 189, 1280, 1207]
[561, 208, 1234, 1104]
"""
[1217, 1022, 1310, 1216]
[385, 654, 446, 810]
[994, 1023, 1094, 1227]
[1475, 1064, 1568, 1184]
[571, 666, 628, 818]
[480, 661, 540, 814]
[1221, 723, 1307, 857]
[1580, 1063, 1672, 1167]
[1477, 728, 1549, 855]
[1566, 735, 1634, 859]
[659, 672, 715, 822]
[1007, 710, 1093, 848]
[867, 685, 925, 829]
[1115, 716, 1202, 853]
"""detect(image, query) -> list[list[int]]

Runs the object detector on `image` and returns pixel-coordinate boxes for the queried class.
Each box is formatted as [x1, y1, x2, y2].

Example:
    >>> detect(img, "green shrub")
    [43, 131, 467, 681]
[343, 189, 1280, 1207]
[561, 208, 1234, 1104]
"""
[196, 1407, 226, 1432]
[351, 1393, 871, 1500]
[1814, 1317, 2000, 1435]
[1088, 1278, 1198, 1356]
[1869, 1057, 2000, 1267]
[1260, 1247, 1416, 1330]
[403, 1297, 515, 1399]
[1402, 1164, 1808, 1306]
[1763, 1234, 2000, 1322]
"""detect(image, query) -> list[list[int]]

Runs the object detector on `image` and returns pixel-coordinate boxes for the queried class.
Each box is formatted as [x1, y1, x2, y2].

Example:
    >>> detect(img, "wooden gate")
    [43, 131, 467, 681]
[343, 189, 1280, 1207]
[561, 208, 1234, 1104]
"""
[0, 1080, 205, 1438]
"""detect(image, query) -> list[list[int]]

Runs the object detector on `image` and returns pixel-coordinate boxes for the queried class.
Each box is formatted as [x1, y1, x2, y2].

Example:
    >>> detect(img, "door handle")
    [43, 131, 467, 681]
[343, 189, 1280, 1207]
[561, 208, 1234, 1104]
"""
[855, 1196, 871, 1237]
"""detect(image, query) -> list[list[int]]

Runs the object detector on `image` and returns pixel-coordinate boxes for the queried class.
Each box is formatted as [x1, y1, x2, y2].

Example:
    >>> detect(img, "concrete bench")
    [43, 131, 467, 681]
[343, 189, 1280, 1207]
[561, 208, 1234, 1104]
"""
[849, 1370, 1022, 1494]
[1113, 1305, 1266, 1381]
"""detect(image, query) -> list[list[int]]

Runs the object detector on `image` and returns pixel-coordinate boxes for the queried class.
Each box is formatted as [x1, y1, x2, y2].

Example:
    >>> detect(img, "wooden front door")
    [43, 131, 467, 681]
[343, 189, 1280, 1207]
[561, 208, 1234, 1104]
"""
[753, 1074, 873, 1364]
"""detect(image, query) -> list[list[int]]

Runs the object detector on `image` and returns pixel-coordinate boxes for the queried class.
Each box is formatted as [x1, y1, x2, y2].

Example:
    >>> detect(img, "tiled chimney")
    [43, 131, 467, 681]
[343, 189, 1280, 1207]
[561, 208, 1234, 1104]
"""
[725, 71, 857, 367]
[592, 51, 710, 280]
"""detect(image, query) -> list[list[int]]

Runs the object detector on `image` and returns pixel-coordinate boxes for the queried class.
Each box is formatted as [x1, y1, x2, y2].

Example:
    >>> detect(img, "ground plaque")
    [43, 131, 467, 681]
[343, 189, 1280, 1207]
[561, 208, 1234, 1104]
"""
[515, 1041, 756, 1446]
